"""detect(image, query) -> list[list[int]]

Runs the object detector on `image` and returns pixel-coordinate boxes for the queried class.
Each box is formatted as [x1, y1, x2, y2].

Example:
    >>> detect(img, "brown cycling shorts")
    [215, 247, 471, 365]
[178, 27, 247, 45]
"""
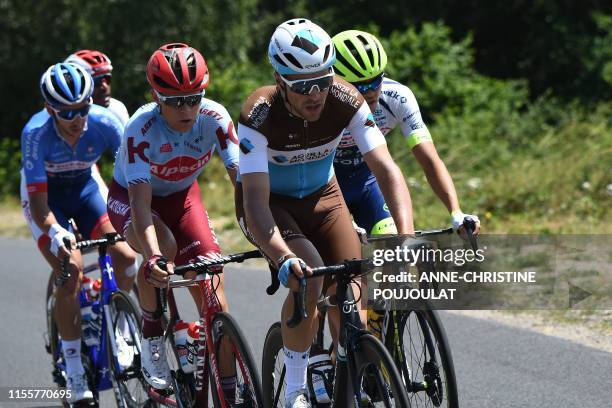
[235, 176, 361, 267]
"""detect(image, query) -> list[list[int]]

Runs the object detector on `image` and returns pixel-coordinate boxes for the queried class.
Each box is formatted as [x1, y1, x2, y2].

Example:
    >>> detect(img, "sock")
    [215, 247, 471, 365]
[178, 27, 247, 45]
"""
[283, 346, 310, 397]
[125, 260, 138, 278]
[62, 338, 84, 377]
[221, 376, 237, 404]
[117, 312, 131, 340]
[141, 308, 163, 338]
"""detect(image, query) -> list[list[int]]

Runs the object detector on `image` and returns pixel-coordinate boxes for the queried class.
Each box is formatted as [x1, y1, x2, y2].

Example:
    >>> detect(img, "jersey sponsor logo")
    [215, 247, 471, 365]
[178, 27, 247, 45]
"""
[382, 90, 407, 103]
[25, 160, 34, 170]
[44, 160, 94, 172]
[199, 108, 224, 121]
[215, 122, 238, 150]
[239, 138, 254, 154]
[338, 134, 356, 148]
[140, 116, 157, 136]
[107, 196, 130, 216]
[127, 137, 150, 164]
[272, 155, 288, 163]
[330, 82, 360, 109]
[149, 150, 212, 181]
[272, 148, 333, 164]
[184, 140, 202, 153]
[248, 96, 271, 129]
[23, 132, 41, 160]
[364, 113, 375, 127]
[160, 143, 172, 153]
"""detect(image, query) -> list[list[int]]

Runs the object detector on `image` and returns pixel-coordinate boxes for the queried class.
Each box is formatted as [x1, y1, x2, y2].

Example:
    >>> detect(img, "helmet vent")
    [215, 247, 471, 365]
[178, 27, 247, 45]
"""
[273, 54, 288, 67]
[186, 52, 197, 81]
[336, 42, 366, 79]
[283, 52, 303, 69]
[168, 54, 184, 84]
[323, 45, 330, 63]
[356, 34, 374, 69]
[153, 75, 174, 90]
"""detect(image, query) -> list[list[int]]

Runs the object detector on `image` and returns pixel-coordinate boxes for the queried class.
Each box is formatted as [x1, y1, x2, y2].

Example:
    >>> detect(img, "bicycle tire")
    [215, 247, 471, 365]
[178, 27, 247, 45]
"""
[261, 322, 285, 407]
[107, 290, 157, 408]
[396, 310, 458, 408]
[211, 312, 263, 407]
[352, 333, 411, 407]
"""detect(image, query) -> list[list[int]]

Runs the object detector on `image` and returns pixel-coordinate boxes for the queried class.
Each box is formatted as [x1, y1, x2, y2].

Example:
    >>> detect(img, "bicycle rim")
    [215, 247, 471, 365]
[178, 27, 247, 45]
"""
[108, 290, 155, 408]
[211, 312, 263, 407]
[398, 310, 458, 408]
[261, 322, 287, 408]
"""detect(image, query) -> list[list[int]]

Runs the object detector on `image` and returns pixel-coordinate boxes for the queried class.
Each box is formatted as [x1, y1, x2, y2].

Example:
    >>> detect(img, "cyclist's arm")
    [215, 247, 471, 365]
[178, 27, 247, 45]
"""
[127, 182, 161, 260]
[241, 172, 294, 263]
[363, 145, 414, 235]
[412, 142, 460, 214]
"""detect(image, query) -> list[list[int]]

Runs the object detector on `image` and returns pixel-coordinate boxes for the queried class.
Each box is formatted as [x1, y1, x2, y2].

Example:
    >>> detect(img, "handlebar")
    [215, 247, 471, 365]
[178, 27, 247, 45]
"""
[153, 250, 263, 315]
[56, 233, 126, 287]
[286, 258, 372, 329]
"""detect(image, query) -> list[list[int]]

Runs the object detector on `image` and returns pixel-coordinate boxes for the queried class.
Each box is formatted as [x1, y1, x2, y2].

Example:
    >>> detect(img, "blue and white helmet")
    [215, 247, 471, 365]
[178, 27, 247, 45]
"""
[268, 18, 336, 75]
[40, 62, 94, 107]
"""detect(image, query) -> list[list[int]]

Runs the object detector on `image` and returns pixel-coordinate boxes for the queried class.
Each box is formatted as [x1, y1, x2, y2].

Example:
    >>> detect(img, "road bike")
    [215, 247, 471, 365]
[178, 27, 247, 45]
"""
[261, 258, 411, 407]
[45, 232, 151, 407]
[145, 250, 264, 408]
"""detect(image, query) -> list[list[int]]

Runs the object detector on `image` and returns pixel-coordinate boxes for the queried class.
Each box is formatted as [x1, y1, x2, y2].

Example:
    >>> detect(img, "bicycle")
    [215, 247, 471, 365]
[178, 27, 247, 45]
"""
[261, 257, 411, 407]
[145, 250, 264, 408]
[45, 232, 151, 407]
[366, 218, 478, 408]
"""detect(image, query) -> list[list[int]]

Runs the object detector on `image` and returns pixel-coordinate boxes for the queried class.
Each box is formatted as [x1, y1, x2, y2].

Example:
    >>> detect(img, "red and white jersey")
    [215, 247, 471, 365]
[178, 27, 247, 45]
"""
[113, 100, 238, 196]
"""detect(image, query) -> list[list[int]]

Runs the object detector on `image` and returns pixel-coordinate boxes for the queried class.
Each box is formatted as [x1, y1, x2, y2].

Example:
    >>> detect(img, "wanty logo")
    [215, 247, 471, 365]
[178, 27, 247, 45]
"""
[150, 151, 212, 181]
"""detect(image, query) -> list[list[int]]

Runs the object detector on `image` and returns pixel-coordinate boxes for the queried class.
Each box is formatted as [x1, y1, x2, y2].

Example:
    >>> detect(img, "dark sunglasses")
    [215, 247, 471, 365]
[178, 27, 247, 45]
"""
[52, 103, 91, 121]
[93, 74, 112, 87]
[280, 72, 334, 95]
[354, 74, 384, 94]
[156, 91, 204, 107]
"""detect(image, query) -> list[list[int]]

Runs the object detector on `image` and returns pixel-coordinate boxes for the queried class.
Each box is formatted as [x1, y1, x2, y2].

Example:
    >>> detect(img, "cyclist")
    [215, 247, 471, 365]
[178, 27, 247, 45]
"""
[107, 43, 239, 392]
[20, 62, 138, 404]
[332, 30, 480, 238]
[23, 49, 130, 135]
[332, 30, 480, 340]
[235, 19, 414, 407]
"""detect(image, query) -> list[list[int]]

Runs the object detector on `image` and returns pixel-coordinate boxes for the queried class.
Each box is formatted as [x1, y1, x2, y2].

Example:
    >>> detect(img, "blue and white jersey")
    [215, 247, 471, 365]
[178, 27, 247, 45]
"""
[334, 78, 432, 179]
[113, 99, 238, 197]
[21, 104, 123, 193]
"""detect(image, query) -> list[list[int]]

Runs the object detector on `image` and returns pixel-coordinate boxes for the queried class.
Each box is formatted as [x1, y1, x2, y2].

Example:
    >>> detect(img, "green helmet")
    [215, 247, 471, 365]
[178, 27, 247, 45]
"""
[332, 30, 387, 82]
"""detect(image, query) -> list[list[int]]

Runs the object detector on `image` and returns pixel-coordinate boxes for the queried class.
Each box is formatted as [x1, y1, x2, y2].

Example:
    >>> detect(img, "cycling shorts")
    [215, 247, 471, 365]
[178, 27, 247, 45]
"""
[20, 168, 110, 250]
[107, 180, 220, 265]
[337, 170, 395, 234]
[235, 177, 361, 267]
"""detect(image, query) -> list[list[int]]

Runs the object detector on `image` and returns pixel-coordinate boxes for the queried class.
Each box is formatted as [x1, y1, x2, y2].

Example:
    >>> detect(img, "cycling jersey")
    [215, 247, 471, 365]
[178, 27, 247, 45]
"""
[22, 98, 130, 135]
[334, 78, 432, 179]
[112, 99, 238, 197]
[238, 77, 386, 198]
[21, 104, 123, 193]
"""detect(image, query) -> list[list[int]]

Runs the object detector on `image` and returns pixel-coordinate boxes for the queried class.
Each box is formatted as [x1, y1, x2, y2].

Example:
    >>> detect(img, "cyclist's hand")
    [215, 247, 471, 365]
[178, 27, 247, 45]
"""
[144, 254, 174, 288]
[278, 257, 311, 291]
[451, 211, 481, 239]
[49, 223, 76, 258]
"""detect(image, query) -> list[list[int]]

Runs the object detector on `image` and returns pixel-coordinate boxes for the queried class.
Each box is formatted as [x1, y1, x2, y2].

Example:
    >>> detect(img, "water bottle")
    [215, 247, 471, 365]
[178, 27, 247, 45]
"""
[89, 278, 101, 300]
[185, 322, 200, 373]
[174, 320, 191, 371]
[367, 298, 387, 341]
[79, 290, 99, 347]
[81, 276, 93, 300]
[308, 346, 333, 404]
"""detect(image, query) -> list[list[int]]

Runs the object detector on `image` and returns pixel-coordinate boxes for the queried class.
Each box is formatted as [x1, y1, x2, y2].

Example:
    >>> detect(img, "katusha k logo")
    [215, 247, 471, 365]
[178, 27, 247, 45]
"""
[150, 150, 213, 181]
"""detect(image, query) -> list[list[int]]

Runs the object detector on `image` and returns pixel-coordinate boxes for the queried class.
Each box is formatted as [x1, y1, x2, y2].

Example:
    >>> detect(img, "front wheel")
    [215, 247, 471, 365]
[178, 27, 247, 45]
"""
[107, 290, 157, 408]
[352, 333, 411, 407]
[210, 312, 263, 407]
[395, 310, 458, 408]
[261, 322, 285, 407]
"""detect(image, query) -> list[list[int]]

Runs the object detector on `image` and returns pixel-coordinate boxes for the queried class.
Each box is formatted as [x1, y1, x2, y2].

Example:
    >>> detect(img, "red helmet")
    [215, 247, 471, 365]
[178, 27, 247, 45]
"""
[65, 49, 113, 76]
[146, 43, 209, 95]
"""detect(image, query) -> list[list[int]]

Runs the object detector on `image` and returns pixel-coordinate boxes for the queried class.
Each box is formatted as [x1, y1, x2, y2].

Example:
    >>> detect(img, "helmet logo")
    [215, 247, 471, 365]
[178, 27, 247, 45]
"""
[293, 29, 321, 54]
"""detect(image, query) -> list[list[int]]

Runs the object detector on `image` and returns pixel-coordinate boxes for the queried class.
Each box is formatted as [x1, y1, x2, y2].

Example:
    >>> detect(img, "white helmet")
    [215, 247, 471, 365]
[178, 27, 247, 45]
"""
[39, 62, 94, 107]
[268, 18, 336, 75]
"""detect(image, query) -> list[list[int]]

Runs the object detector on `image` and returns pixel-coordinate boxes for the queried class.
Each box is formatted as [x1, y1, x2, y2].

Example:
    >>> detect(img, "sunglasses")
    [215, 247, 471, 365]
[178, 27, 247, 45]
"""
[93, 74, 112, 87]
[354, 74, 384, 94]
[280, 71, 335, 95]
[52, 103, 91, 121]
[155, 90, 204, 107]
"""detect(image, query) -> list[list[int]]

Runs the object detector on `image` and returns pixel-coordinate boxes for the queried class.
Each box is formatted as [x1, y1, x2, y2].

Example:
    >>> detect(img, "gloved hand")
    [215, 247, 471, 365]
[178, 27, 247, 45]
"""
[49, 223, 76, 257]
[450, 211, 480, 233]
[278, 256, 306, 288]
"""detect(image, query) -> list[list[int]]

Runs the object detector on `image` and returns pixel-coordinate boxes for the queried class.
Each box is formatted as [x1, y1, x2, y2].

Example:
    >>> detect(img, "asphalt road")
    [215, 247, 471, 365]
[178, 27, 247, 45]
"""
[0, 236, 610, 407]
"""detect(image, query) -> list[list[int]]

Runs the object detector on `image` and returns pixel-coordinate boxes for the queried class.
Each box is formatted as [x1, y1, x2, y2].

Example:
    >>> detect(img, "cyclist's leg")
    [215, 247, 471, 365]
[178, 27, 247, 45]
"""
[76, 176, 138, 292]
[21, 177, 88, 392]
